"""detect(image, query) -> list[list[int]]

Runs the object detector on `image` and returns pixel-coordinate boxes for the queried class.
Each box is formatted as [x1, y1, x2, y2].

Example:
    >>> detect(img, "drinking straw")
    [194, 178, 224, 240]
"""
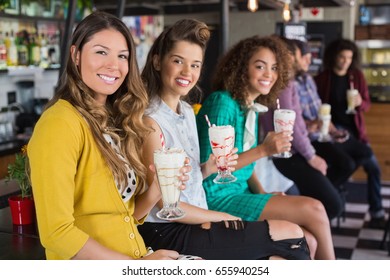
[160, 132, 166, 150]
[204, 114, 211, 127]
[350, 81, 354, 90]
[276, 98, 280, 110]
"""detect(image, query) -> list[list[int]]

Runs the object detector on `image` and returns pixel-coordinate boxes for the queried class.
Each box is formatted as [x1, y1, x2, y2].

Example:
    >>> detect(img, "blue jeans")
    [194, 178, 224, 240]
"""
[362, 153, 383, 216]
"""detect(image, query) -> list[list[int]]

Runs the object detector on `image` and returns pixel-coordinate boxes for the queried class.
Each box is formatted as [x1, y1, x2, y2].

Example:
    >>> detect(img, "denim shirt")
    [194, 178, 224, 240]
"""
[145, 98, 208, 223]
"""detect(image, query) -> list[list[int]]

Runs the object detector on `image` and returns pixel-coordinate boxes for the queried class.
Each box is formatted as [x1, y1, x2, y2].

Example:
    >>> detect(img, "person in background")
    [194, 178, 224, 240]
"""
[197, 35, 335, 259]
[261, 37, 351, 222]
[293, 39, 374, 217]
[315, 38, 385, 228]
[138, 19, 311, 260]
[27, 11, 185, 260]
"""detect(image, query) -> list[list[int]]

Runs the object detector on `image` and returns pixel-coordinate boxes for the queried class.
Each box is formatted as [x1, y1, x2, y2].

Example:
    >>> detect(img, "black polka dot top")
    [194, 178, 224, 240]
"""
[103, 133, 137, 203]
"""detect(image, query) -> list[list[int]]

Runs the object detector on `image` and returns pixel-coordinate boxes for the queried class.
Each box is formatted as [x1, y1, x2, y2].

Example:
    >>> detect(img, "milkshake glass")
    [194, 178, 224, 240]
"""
[154, 148, 186, 220]
[346, 89, 358, 114]
[273, 109, 296, 158]
[209, 125, 237, 184]
[318, 103, 332, 142]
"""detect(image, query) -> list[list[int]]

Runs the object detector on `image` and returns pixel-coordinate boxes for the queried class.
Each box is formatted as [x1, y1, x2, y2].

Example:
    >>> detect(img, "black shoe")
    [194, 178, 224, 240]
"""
[368, 217, 387, 229]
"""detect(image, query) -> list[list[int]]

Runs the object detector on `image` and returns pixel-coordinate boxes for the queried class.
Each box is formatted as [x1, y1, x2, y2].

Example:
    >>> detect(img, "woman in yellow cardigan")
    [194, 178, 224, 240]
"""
[27, 11, 186, 260]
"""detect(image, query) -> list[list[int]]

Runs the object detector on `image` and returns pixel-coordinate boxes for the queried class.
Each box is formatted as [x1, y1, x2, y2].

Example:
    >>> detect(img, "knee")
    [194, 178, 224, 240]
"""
[303, 231, 318, 259]
[345, 160, 356, 174]
[268, 220, 304, 241]
[363, 157, 381, 175]
[305, 198, 331, 225]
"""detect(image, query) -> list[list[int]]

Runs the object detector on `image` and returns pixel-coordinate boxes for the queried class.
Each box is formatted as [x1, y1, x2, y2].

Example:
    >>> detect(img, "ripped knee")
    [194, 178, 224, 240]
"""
[200, 220, 245, 231]
[224, 220, 245, 230]
[268, 220, 304, 241]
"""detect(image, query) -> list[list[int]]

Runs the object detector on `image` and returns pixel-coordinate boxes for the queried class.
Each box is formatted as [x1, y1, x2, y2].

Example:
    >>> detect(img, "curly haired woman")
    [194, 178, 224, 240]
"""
[197, 35, 335, 259]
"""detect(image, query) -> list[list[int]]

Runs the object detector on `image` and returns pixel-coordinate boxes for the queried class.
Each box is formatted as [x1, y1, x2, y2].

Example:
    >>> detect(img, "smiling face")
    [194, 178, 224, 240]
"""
[156, 40, 203, 99]
[246, 47, 278, 102]
[72, 28, 129, 104]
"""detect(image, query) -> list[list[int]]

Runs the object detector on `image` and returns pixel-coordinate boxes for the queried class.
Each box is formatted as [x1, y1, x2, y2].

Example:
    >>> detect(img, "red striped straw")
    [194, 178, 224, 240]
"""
[276, 98, 280, 110]
[160, 132, 166, 150]
[204, 114, 211, 127]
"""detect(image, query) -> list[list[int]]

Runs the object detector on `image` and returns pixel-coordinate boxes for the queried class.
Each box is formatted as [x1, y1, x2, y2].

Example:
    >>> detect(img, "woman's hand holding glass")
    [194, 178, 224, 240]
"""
[261, 131, 293, 157]
[204, 147, 238, 179]
[150, 157, 191, 191]
[153, 155, 192, 220]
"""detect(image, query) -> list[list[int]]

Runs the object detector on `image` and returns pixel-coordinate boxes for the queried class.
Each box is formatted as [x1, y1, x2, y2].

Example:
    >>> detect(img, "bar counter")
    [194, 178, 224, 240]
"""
[0, 207, 45, 260]
[0, 180, 45, 260]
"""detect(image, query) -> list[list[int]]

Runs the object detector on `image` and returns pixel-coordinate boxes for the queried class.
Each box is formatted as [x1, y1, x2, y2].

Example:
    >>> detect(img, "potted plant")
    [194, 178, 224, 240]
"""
[6, 145, 35, 225]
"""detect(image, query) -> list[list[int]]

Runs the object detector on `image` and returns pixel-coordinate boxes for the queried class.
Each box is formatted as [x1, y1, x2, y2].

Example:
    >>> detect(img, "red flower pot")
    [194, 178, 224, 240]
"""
[8, 196, 35, 225]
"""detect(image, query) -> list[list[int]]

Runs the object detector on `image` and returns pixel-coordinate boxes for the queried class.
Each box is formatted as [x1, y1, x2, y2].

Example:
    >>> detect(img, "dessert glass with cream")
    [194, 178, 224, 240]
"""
[154, 148, 186, 220]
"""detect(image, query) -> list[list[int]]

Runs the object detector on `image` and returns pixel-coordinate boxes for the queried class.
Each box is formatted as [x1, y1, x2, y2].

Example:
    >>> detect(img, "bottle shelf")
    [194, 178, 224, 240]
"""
[0, 12, 64, 23]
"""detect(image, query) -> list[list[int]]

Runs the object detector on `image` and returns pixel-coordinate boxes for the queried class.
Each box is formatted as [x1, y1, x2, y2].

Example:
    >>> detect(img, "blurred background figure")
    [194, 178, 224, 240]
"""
[315, 38, 385, 228]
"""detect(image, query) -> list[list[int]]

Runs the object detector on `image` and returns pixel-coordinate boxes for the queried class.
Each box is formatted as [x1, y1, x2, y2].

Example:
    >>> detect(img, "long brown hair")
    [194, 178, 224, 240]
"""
[47, 11, 150, 194]
[141, 18, 210, 104]
[212, 35, 291, 108]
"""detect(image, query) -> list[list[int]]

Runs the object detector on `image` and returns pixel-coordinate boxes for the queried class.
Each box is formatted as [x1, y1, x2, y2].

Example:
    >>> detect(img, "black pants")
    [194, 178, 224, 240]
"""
[138, 221, 310, 260]
[273, 144, 355, 220]
[335, 133, 382, 215]
[312, 141, 358, 187]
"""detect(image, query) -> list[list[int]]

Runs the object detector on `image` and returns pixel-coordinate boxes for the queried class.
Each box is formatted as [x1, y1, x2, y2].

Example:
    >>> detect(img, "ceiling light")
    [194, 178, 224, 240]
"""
[248, 0, 258, 12]
[283, 0, 291, 22]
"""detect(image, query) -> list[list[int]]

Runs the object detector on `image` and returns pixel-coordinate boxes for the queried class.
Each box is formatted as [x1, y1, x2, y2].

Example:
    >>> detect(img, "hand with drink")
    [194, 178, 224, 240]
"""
[208, 124, 237, 184]
[346, 89, 359, 114]
[318, 103, 332, 142]
[153, 146, 187, 220]
[203, 147, 239, 178]
[273, 109, 296, 158]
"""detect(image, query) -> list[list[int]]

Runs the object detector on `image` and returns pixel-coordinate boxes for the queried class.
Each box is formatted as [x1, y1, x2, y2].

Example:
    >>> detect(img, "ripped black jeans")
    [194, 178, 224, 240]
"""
[138, 220, 310, 260]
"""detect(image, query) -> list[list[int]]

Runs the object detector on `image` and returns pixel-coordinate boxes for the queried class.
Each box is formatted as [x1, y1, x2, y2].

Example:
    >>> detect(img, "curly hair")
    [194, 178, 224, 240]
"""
[47, 11, 150, 194]
[141, 18, 210, 104]
[322, 38, 361, 71]
[211, 35, 291, 108]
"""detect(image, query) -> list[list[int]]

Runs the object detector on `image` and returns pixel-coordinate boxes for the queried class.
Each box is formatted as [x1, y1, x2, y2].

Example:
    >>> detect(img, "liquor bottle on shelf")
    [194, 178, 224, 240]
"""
[29, 34, 41, 66]
[47, 31, 60, 67]
[39, 33, 49, 68]
[16, 31, 29, 66]
[6, 30, 18, 66]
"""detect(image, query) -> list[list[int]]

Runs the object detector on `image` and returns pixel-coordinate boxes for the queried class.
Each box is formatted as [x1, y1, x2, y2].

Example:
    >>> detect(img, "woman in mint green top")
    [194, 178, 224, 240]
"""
[198, 90, 272, 221]
[197, 35, 335, 260]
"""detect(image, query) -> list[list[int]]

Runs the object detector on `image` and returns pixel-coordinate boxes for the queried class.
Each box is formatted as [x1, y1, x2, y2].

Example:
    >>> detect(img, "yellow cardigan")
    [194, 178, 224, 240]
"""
[28, 99, 147, 259]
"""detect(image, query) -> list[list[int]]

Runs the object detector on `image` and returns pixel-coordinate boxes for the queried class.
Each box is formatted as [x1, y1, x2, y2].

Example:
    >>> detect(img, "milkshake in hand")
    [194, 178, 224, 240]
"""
[154, 148, 186, 220]
[318, 103, 332, 142]
[273, 109, 296, 158]
[346, 89, 358, 114]
[209, 125, 237, 184]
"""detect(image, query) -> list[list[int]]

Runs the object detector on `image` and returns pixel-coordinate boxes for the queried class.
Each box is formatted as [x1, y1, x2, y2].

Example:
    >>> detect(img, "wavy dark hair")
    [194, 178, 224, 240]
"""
[46, 11, 150, 194]
[141, 18, 210, 104]
[322, 38, 361, 71]
[211, 35, 291, 108]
